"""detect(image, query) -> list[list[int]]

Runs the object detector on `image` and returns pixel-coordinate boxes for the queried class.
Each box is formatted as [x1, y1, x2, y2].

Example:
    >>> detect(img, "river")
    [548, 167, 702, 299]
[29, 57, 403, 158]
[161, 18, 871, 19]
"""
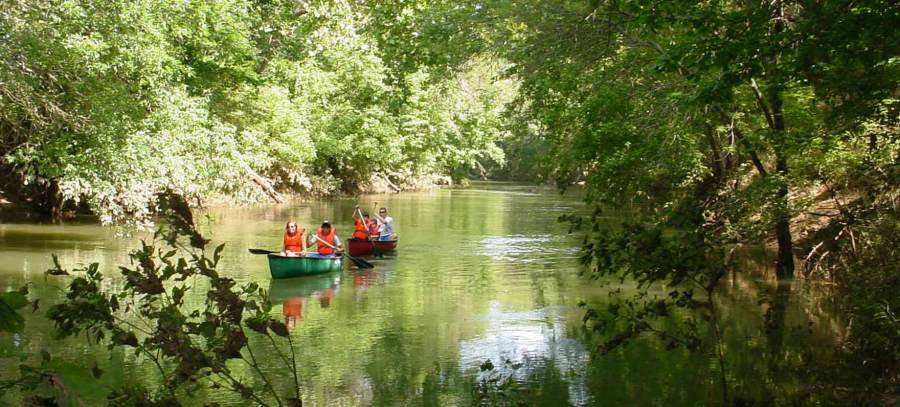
[0, 182, 847, 405]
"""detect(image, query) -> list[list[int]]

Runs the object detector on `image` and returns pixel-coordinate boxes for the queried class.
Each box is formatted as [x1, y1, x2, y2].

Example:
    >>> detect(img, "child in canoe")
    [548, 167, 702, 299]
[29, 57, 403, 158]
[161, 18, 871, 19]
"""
[368, 217, 381, 240]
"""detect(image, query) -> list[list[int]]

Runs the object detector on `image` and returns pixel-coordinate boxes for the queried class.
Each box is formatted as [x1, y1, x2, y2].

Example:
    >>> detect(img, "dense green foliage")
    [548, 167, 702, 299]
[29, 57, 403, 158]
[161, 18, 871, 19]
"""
[489, 1, 898, 402]
[1, 0, 898, 403]
[0, 0, 514, 224]
[380, 0, 899, 402]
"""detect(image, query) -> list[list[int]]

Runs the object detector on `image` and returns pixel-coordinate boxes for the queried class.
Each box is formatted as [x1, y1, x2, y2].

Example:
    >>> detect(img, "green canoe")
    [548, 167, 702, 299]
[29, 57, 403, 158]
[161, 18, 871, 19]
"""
[267, 254, 343, 279]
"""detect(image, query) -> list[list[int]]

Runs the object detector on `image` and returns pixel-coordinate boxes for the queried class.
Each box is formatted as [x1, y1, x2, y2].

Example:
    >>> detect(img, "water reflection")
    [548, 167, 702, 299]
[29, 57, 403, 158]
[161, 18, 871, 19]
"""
[352, 270, 387, 290]
[268, 272, 341, 331]
[0, 183, 856, 405]
[284, 297, 304, 330]
[479, 234, 550, 258]
[459, 301, 591, 404]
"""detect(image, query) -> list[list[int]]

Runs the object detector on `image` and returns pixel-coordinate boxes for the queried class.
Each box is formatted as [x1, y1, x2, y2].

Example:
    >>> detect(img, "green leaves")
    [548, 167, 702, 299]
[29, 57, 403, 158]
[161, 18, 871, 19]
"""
[36, 211, 305, 403]
[268, 320, 290, 337]
[0, 290, 29, 334]
[2, 0, 514, 223]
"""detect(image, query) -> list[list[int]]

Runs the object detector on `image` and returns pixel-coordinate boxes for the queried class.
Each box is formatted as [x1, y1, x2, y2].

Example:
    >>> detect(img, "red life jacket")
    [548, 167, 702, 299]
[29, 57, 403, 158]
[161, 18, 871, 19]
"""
[368, 220, 380, 237]
[316, 227, 337, 255]
[352, 219, 368, 240]
[283, 229, 305, 252]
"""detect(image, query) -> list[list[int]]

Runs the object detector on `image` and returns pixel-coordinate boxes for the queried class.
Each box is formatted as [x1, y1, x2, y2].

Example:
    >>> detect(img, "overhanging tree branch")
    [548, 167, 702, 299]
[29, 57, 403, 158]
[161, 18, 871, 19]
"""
[714, 106, 769, 177]
[750, 78, 776, 129]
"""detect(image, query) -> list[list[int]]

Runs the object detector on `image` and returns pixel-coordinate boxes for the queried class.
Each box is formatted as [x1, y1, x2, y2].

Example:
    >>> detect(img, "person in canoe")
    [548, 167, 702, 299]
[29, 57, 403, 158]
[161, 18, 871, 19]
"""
[281, 221, 307, 256]
[367, 216, 381, 240]
[373, 207, 397, 241]
[351, 207, 370, 240]
[308, 220, 343, 256]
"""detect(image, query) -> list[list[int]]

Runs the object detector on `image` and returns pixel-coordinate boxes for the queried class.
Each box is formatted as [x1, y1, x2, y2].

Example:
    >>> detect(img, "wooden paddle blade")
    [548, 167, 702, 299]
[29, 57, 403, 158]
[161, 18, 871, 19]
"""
[248, 248, 276, 255]
[346, 254, 374, 269]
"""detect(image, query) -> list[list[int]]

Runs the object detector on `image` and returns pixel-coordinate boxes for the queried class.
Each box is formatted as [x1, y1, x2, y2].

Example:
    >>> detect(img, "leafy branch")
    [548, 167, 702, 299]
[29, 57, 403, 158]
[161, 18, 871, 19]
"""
[36, 209, 304, 406]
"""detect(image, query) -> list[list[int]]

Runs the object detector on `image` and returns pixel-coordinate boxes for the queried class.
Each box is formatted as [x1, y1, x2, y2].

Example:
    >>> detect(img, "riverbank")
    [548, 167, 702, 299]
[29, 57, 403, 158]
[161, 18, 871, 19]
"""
[0, 168, 459, 224]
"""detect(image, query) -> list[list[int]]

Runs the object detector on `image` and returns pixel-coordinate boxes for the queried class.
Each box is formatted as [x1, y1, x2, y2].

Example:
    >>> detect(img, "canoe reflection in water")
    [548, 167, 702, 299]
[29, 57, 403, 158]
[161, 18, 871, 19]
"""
[269, 272, 341, 331]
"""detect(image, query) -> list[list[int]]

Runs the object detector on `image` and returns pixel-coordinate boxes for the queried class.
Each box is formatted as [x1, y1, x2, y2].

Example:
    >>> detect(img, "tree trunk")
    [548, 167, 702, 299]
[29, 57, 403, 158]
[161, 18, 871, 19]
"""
[770, 93, 795, 277]
[774, 196, 795, 277]
[703, 123, 724, 181]
[46, 179, 62, 221]
[474, 160, 489, 181]
[380, 174, 401, 193]
[248, 168, 285, 203]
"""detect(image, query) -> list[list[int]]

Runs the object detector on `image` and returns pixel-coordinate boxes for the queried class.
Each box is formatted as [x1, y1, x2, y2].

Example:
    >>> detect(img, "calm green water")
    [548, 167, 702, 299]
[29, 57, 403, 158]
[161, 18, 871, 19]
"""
[1, 183, 846, 405]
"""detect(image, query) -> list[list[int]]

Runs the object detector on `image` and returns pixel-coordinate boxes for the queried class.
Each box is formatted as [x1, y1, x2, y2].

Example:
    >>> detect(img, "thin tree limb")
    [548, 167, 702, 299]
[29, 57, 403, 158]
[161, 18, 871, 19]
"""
[750, 78, 776, 129]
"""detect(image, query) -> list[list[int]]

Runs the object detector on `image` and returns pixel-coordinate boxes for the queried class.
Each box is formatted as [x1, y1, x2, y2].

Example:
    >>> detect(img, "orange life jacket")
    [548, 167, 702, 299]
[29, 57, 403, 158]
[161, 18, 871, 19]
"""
[316, 227, 337, 255]
[352, 219, 368, 240]
[283, 229, 305, 252]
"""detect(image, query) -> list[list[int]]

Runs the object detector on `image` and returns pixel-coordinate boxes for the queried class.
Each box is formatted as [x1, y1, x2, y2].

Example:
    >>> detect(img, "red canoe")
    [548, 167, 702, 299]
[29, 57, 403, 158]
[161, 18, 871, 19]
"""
[347, 238, 398, 257]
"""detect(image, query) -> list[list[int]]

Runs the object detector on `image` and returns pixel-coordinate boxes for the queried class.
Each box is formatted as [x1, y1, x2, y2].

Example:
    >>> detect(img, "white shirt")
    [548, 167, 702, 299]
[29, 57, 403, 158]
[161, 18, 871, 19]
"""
[379, 216, 394, 236]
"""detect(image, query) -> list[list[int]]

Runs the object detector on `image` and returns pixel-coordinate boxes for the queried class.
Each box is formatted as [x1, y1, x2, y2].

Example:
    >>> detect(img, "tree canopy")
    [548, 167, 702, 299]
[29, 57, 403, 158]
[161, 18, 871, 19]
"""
[0, 0, 516, 224]
[1, 0, 898, 403]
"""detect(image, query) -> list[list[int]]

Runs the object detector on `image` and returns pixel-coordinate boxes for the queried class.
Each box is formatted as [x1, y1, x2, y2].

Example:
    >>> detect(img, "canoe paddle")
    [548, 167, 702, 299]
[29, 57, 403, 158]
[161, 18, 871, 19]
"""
[249, 248, 312, 256]
[313, 234, 374, 269]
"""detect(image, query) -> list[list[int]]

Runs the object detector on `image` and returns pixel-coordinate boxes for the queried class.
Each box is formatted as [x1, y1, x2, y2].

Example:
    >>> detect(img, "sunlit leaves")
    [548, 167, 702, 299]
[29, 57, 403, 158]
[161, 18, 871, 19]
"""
[1, 0, 514, 223]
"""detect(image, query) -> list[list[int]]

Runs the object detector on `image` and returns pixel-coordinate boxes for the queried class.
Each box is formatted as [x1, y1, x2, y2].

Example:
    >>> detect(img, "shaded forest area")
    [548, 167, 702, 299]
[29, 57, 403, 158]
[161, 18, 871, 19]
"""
[2, 0, 898, 403]
[461, 1, 897, 402]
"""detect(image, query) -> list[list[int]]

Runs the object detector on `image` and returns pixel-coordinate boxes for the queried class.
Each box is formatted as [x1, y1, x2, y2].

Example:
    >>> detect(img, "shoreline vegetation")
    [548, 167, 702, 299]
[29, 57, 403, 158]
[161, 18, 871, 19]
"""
[1, 0, 898, 404]
[0, 171, 456, 223]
